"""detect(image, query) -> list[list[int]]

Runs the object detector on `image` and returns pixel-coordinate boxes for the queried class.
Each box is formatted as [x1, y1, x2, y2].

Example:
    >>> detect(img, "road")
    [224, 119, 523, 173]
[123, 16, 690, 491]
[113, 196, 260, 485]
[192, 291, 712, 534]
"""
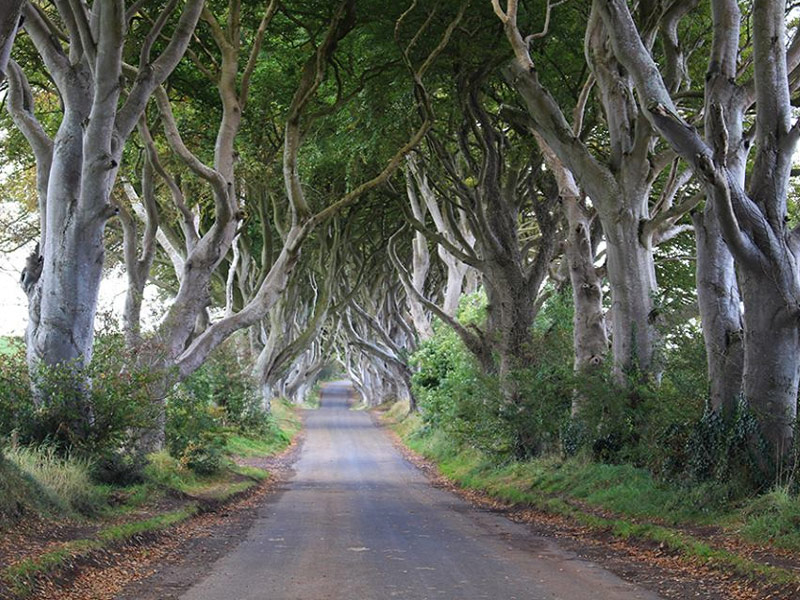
[181, 381, 662, 600]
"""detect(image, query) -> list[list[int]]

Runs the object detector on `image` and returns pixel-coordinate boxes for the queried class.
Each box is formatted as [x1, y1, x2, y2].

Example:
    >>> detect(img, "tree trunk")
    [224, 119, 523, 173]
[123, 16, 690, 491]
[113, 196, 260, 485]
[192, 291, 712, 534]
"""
[603, 207, 658, 378]
[10, 0, 204, 441]
[537, 137, 607, 415]
[0, 0, 24, 80]
[404, 166, 434, 338]
[26, 105, 99, 429]
[441, 257, 467, 316]
[592, 0, 800, 461]
[484, 265, 536, 378]
[740, 272, 799, 459]
[565, 198, 607, 412]
[693, 206, 743, 416]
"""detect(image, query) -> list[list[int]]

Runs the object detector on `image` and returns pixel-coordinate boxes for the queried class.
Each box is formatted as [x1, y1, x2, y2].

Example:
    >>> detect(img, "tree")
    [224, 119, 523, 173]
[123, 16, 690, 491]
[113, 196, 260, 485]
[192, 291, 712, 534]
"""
[597, 0, 800, 457]
[7, 1, 204, 428]
[393, 69, 563, 405]
[492, 0, 700, 381]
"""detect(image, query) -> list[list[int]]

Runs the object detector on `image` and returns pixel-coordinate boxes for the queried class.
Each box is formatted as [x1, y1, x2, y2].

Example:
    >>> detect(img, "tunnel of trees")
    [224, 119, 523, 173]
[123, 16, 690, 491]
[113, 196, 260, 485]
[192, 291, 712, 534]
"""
[0, 0, 799, 501]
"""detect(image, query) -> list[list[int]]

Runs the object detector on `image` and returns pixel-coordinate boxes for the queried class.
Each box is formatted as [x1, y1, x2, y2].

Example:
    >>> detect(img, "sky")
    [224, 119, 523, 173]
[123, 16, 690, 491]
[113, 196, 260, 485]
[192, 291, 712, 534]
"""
[0, 246, 29, 335]
[0, 245, 156, 337]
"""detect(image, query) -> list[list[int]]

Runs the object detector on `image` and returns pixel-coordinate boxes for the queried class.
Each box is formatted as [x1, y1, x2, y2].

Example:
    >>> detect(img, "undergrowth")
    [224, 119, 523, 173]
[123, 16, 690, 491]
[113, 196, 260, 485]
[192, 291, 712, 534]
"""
[386, 399, 800, 568]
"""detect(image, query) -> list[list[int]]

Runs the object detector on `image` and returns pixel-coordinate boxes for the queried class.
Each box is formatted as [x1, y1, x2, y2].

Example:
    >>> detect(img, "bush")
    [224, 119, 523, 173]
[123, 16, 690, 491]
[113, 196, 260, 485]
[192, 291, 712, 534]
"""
[0, 339, 34, 439]
[167, 335, 266, 474]
[91, 449, 147, 486]
[0, 334, 160, 464]
[411, 293, 575, 461]
[179, 335, 269, 435]
[681, 398, 772, 495]
[180, 438, 224, 476]
[410, 291, 726, 484]
[165, 386, 222, 459]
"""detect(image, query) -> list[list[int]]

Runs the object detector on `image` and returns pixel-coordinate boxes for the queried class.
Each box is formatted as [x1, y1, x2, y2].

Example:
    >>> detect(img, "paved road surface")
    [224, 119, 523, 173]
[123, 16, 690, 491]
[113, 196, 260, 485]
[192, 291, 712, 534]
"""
[181, 381, 661, 600]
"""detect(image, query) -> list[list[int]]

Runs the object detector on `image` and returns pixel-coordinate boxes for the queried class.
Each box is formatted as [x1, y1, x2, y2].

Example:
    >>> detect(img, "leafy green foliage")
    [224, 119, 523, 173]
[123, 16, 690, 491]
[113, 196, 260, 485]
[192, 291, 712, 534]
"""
[411, 292, 574, 460]
[0, 334, 159, 456]
[410, 290, 738, 490]
[167, 336, 272, 475]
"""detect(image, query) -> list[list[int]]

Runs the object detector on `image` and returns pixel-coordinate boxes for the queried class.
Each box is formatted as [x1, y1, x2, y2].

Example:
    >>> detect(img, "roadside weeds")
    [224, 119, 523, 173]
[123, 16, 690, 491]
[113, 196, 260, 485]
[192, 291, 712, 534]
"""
[0, 408, 304, 600]
[376, 404, 800, 600]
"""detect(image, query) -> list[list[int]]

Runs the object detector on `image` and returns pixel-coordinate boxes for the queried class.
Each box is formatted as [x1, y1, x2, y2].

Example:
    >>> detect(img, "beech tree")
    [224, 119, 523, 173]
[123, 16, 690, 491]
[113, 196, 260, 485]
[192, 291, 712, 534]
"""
[397, 154, 478, 341]
[597, 0, 800, 457]
[7, 1, 204, 424]
[392, 73, 563, 407]
[492, 0, 701, 381]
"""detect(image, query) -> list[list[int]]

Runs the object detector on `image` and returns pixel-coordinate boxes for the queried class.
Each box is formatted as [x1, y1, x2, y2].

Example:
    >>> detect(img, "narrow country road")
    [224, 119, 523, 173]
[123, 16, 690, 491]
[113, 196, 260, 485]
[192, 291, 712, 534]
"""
[181, 382, 662, 600]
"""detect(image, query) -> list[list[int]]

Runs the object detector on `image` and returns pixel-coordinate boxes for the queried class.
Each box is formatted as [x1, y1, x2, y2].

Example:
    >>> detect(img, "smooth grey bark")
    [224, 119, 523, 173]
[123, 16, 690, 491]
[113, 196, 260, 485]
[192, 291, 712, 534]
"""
[563, 196, 606, 374]
[597, 0, 800, 457]
[399, 75, 562, 388]
[406, 155, 475, 318]
[344, 310, 416, 411]
[536, 138, 607, 415]
[0, 0, 24, 80]
[7, 2, 204, 420]
[119, 129, 159, 347]
[157, 0, 457, 386]
[253, 238, 340, 405]
[693, 205, 743, 416]
[687, 0, 746, 416]
[403, 165, 434, 339]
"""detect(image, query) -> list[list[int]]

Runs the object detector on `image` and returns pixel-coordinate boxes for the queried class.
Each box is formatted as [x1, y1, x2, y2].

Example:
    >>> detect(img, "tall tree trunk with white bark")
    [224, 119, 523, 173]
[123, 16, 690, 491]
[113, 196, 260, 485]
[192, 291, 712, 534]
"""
[7, 1, 203, 432]
[597, 0, 800, 458]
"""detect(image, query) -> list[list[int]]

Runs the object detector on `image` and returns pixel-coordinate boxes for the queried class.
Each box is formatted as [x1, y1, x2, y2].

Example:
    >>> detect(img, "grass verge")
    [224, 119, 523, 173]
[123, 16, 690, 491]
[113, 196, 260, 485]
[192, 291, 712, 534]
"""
[1, 398, 302, 598]
[382, 401, 800, 590]
[3, 504, 200, 598]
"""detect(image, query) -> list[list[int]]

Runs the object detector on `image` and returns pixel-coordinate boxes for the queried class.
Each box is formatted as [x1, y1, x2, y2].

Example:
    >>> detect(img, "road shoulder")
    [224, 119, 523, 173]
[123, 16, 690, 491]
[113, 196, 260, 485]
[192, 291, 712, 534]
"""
[373, 408, 790, 600]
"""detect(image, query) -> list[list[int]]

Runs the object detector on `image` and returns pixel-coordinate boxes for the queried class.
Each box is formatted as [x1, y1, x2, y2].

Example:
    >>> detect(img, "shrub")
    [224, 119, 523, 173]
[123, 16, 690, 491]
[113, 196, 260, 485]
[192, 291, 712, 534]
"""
[179, 335, 269, 435]
[180, 436, 224, 476]
[680, 398, 772, 495]
[0, 333, 160, 461]
[411, 293, 575, 461]
[165, 386, 221, 459]
[90, 449, 147, 486]
[410, 290, 728, 484]
[0, 340, 34, 439]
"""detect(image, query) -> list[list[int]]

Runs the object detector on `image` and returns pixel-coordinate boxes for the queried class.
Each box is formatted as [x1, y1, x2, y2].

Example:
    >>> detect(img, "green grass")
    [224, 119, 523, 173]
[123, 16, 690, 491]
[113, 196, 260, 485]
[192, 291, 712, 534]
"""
[386, 404, 800, 588]
[230, 398, 300, 452]
[272, 398, 302, 437]
[0, 452, 63, 520]
[1, 446, 109, 518]
[1, 398, 301, 525]
[143, 451, 206, 493]
[225, 434, 285, 457]
[401, 417, 730, 524]
[738, 487, 800, 551]
[232, 464, 270, 481]
[3, 505, 199, 598]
